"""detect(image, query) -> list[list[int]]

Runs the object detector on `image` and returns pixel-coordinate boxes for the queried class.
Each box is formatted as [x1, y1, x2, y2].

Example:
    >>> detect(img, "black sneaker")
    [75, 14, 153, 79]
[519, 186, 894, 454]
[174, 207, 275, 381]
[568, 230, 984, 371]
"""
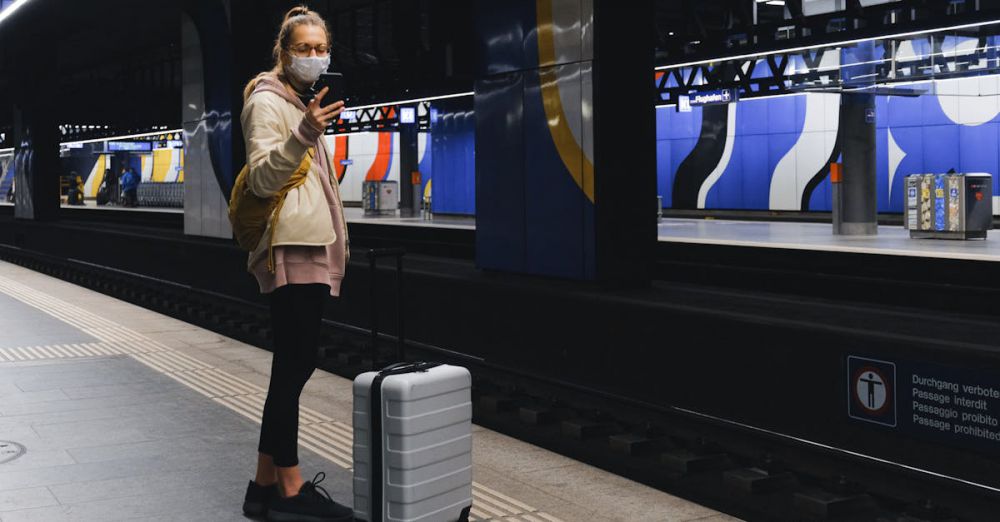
[243, 480, 279, 517]
[268, 472, 353, 522]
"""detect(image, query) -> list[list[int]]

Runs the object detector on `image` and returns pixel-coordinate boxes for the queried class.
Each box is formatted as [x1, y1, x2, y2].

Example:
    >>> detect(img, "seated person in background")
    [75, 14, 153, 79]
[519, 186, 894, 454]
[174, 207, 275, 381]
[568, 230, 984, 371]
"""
[66, 171, 84, 205]
[120, 167, 139, 207]
[74, 175, 85, 205]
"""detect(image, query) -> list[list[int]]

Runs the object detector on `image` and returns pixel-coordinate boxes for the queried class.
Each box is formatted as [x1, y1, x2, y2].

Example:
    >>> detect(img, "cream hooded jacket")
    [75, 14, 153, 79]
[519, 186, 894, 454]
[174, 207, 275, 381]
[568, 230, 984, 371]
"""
[240, 74, 349, 272]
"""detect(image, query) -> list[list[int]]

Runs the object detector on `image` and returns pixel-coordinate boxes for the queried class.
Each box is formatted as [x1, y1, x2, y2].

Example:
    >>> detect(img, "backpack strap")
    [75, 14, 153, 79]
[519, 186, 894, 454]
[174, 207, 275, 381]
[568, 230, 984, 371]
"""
[266, 148, 316, 273]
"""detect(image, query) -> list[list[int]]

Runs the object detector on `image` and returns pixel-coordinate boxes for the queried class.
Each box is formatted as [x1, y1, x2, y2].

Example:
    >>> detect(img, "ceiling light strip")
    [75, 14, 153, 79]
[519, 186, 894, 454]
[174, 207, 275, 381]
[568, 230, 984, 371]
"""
[346, 91, 474, 111]
[61, 129, 183, 147]
[656, 18, 1000, 71]
[0, 0, 35, 26]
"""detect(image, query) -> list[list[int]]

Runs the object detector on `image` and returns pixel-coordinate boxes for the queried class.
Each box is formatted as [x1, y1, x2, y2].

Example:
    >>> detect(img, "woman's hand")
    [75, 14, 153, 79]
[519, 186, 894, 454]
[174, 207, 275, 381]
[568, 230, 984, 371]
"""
[304, 87, 345, 131]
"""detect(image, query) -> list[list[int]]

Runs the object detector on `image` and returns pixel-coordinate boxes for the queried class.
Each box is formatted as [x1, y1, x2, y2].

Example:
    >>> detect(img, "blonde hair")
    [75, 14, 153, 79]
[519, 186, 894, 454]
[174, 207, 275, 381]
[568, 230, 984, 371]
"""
[243, 5, 331, 102]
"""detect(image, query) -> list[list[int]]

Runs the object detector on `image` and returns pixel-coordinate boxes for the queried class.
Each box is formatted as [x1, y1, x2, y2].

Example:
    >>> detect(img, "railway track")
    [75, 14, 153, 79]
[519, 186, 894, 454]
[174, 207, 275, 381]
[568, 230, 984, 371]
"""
[0, 242, 994, 522]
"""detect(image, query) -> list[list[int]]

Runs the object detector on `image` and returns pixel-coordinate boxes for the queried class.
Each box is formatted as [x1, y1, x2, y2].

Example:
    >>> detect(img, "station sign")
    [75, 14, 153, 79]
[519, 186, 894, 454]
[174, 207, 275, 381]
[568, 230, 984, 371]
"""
[677, 88, 739, 112]
[154, 140, 185, 150]
[400, 107, 416, 124]
[107, 141, 152, 152]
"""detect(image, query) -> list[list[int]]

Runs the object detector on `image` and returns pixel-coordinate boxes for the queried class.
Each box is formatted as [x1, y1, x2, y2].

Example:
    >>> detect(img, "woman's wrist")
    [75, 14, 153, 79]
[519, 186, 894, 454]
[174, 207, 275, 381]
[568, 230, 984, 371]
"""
[294, 116, 324, 146]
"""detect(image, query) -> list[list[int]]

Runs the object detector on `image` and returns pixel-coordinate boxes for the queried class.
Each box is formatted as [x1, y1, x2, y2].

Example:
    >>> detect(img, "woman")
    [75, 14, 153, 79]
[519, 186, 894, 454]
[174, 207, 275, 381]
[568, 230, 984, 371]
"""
[239, 5, 351, 521]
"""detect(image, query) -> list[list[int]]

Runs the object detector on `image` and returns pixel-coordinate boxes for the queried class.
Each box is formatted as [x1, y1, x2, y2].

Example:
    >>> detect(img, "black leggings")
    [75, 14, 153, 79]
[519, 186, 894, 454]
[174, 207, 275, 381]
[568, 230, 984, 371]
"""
[258, 283, 329, 467]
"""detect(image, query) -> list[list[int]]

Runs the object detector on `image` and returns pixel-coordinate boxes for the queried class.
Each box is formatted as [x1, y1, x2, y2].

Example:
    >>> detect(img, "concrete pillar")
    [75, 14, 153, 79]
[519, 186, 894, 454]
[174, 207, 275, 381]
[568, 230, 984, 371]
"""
[181, 0, 235, 239]
[12, 37, 59, 222]
[398, 104, 419, 217]
[835, 92, 877, 235]
[834, 40, 878, 236]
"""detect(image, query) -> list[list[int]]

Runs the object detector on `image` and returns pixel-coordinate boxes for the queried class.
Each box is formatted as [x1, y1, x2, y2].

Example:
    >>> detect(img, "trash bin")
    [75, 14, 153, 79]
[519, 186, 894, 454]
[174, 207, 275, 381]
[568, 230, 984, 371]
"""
[904, 173, 992, 239]
[363, 181, 399, 216]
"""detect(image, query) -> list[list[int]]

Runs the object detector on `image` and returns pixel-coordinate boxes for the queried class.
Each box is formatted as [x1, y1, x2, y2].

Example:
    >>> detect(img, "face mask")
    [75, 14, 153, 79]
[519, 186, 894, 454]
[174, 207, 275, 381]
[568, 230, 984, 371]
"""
[288, 54, 330, 85]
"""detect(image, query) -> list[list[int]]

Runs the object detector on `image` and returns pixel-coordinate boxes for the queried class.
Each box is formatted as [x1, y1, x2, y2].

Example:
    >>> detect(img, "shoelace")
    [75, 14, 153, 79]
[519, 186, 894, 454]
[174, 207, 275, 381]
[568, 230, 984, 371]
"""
[301, 471, 333, 503]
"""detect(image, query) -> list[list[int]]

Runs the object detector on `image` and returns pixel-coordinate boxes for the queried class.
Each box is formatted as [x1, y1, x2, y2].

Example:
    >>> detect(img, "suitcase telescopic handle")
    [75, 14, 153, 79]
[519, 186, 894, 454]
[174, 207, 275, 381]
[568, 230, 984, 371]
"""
[376, 361, 441, 375]
[367, 248, 407, 370]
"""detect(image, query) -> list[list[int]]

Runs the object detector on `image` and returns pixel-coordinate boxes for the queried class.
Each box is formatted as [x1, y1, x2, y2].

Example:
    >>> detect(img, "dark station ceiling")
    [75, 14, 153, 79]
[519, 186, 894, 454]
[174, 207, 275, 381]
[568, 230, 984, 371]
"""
[5, 0, 1000, 148]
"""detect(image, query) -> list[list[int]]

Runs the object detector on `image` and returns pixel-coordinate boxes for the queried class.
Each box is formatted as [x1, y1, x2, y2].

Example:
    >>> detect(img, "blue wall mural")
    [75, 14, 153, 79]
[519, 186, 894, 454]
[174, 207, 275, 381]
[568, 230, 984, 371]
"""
[658, 74, 1000, 214]
[658, 33, 1000, 214]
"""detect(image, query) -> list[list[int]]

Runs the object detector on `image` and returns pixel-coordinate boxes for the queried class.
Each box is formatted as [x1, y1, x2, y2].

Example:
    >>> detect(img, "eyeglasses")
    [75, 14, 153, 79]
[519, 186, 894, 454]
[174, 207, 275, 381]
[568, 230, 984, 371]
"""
[287, 44, 330, 57]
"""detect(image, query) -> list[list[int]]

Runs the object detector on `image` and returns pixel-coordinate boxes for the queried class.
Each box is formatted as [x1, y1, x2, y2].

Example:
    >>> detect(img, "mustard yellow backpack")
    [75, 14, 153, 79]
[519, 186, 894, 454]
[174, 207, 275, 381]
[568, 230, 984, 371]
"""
[228, 148, 315, 272]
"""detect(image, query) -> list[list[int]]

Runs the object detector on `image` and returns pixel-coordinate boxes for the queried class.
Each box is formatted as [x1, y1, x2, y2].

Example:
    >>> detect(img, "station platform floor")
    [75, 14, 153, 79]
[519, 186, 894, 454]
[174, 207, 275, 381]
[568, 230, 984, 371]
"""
[342, 207, 475, 230]
[0, 201, 183, 214]
[341, 209, 1000, 263]
[15, 197, 1000, 263]
[657, 218, 1000, 261]
[0, 260, 738, 522]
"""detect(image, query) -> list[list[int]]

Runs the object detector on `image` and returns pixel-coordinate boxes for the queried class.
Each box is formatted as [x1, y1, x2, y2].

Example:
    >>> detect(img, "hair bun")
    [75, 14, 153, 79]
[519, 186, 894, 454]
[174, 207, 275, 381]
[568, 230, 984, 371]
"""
[283, 5, 311, 22]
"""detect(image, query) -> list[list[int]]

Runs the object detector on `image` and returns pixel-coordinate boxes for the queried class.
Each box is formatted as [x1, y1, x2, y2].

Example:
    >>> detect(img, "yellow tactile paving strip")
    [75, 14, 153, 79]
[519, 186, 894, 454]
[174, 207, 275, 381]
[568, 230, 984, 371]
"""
[0, 275, 564, 522]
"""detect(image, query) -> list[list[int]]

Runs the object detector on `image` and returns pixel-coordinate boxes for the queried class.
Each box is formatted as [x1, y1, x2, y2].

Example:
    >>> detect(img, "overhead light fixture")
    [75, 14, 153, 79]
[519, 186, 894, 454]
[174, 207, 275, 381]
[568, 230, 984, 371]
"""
[328, 130, 376, 138]
[346, 91, 474, 112]
[0, 0, 35, 27]
[766, 0, 786, 5]
[61, 128, 184, 147]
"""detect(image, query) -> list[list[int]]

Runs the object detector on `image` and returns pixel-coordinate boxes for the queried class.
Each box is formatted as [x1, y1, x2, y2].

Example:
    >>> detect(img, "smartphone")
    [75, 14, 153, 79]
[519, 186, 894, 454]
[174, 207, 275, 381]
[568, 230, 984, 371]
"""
[312, 72, 347, 106]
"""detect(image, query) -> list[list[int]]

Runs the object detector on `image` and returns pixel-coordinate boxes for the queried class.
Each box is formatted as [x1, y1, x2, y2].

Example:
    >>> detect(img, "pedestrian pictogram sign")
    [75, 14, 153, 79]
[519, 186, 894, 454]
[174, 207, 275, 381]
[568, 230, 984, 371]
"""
[848, 356, 897, 427]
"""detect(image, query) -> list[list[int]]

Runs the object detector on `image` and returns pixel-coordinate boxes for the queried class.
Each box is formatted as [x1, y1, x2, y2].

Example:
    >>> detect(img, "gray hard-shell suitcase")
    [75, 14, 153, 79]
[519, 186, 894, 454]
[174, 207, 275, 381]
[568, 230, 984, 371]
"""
[353, 362, 473, 522]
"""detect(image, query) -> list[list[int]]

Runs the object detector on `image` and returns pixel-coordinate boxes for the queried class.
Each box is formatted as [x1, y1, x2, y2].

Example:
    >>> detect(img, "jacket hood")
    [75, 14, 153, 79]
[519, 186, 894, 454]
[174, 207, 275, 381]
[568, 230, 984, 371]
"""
[253, 74, 308, 112]
[250, 73, 332, 174]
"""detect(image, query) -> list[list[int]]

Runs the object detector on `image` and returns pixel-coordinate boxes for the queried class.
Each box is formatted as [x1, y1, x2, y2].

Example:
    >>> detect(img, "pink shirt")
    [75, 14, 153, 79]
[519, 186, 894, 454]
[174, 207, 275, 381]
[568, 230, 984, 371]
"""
[250, 169, 344, 296]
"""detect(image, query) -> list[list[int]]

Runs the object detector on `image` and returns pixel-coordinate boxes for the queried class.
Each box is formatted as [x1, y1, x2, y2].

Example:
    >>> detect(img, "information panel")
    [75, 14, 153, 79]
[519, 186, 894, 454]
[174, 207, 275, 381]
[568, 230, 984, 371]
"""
[848, 355, 1000, 453]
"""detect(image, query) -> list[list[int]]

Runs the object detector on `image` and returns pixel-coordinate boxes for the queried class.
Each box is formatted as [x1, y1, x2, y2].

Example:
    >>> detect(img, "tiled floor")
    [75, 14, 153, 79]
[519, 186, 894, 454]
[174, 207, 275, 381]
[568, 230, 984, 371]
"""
[0, 293, 95, 349]
[0, 260, 741, 522]
[0, 357, 332, 522]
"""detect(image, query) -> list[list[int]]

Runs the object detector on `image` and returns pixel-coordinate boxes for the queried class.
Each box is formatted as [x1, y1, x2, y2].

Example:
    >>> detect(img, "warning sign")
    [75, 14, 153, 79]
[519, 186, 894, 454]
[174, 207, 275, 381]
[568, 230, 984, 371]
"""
[847, 355, 1000, 454]
[848, 356, 897, 427]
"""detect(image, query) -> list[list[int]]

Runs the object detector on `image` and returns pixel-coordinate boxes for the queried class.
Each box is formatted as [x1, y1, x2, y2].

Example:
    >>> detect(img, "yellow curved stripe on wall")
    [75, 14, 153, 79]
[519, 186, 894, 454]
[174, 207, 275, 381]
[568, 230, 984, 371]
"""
[536, 0, 595, 203]
[152, 149, 171, 182]
[89, 155, 107, 197]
